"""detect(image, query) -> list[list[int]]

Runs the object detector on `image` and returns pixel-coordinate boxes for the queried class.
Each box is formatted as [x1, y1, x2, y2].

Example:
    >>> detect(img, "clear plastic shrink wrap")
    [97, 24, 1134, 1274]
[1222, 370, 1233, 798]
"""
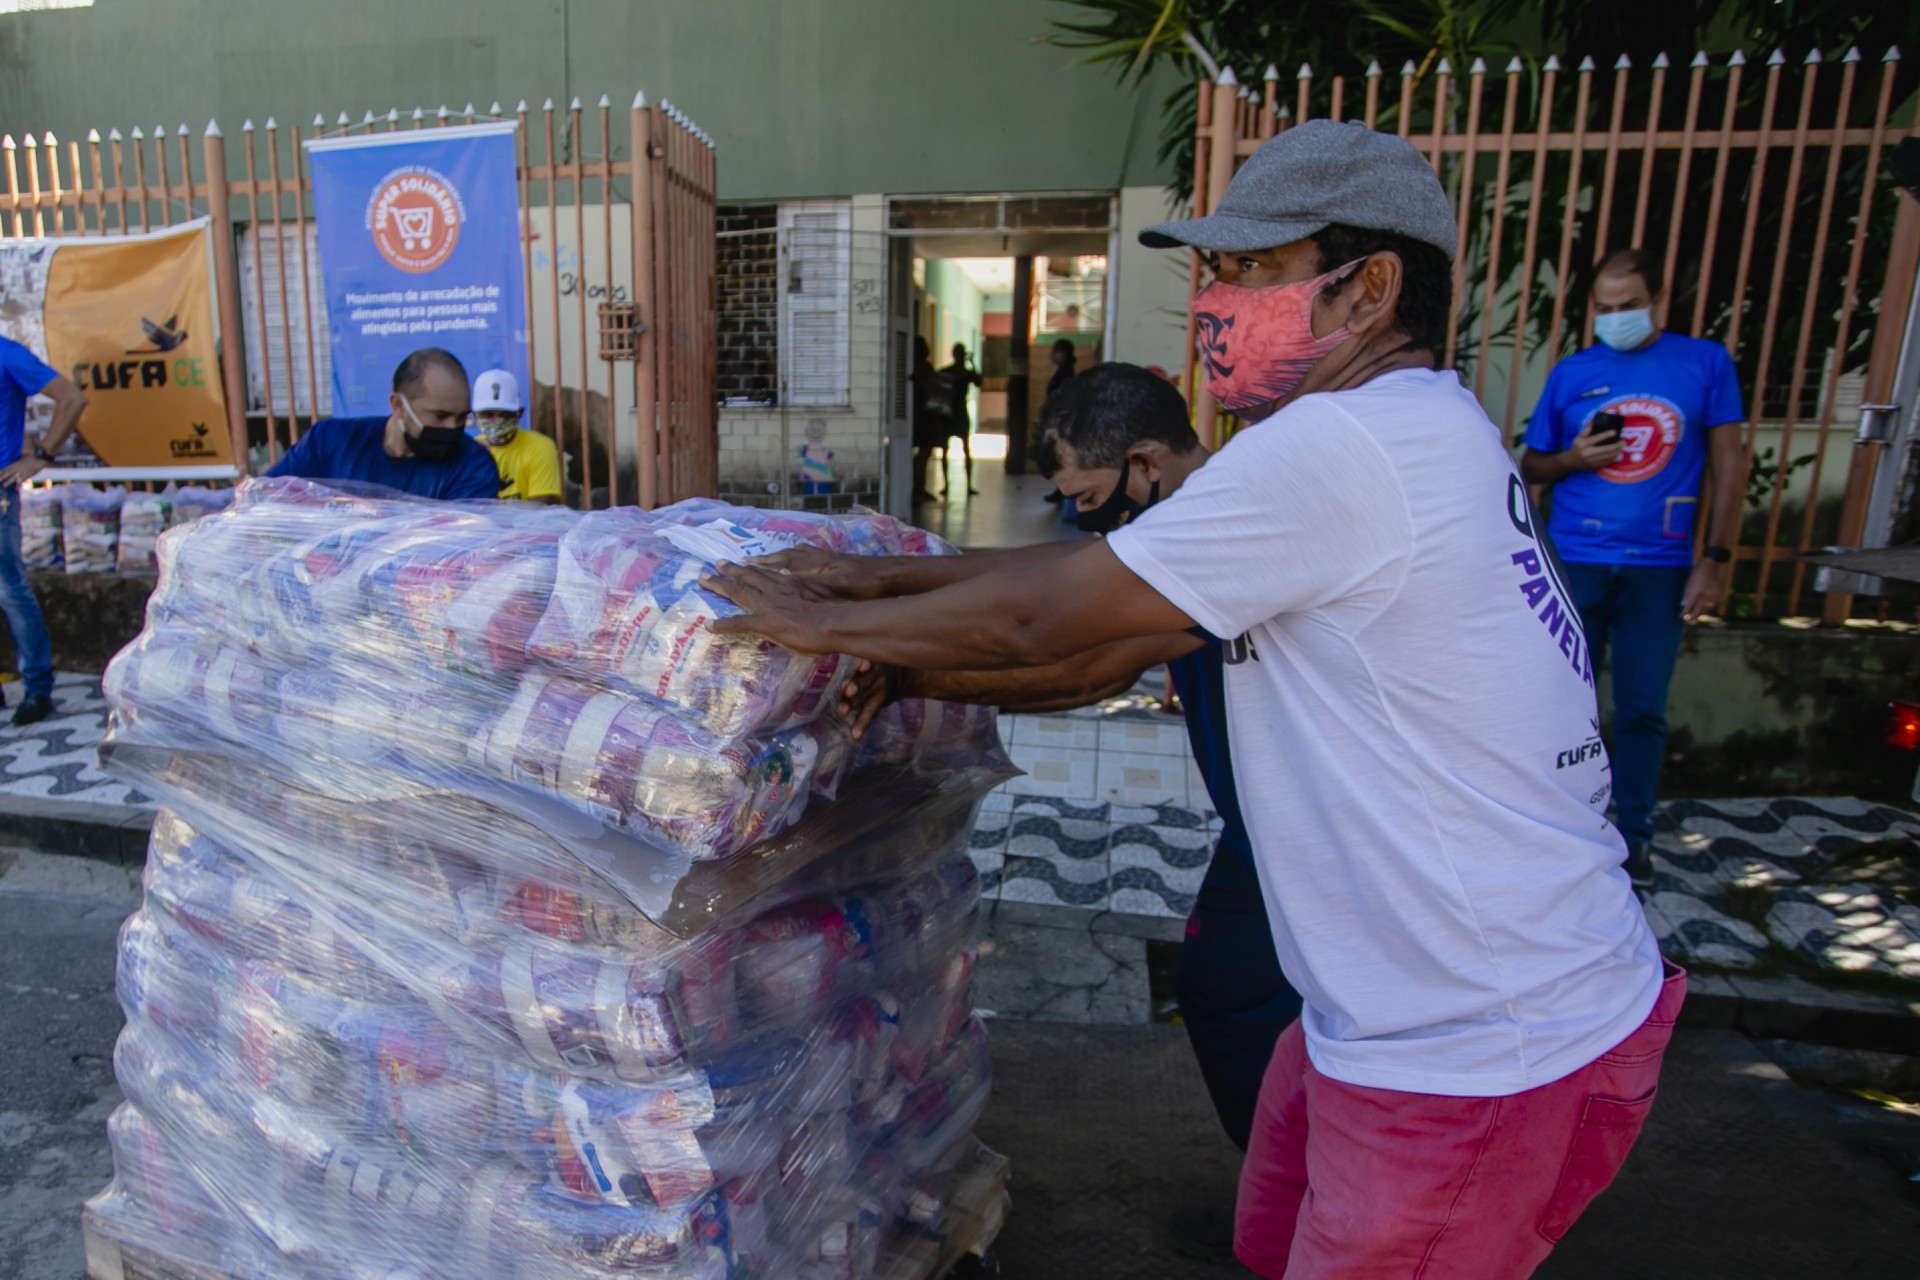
[89, 478, 1011, 1280]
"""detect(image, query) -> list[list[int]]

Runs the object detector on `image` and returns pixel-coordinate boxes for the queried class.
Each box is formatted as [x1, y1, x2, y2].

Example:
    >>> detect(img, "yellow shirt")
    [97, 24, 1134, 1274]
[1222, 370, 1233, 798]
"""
[485, 429, 563, 501]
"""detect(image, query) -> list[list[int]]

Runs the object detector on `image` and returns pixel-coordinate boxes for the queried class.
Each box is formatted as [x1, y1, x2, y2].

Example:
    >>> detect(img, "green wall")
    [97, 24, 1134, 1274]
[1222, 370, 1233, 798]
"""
[0, 0, 1176, 199]
[923, 259, 985, 372]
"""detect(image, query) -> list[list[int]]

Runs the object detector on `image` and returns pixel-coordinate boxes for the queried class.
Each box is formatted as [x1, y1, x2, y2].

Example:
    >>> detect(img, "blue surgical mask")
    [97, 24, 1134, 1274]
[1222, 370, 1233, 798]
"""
[1595, 308, 1657, 351]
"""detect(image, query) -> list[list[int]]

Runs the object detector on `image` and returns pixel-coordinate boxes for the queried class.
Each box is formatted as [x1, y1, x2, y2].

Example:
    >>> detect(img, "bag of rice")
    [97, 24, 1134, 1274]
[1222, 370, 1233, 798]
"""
[20, 484, 64, 570]
[62, 484, 125, 575]
[118, 491, 172, 574]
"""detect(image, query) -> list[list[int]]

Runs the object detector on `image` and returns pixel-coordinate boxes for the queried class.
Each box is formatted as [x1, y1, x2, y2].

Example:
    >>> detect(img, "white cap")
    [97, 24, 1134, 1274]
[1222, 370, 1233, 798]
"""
[473, 369, 522, 413]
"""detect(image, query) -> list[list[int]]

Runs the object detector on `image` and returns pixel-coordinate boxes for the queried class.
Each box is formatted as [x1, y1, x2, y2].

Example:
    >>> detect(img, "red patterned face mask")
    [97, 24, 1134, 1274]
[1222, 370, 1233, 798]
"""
[1194, 260, 1363, 411]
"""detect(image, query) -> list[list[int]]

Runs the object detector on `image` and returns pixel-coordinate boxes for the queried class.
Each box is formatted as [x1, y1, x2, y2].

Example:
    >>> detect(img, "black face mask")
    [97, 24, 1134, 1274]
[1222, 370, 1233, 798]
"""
[1076, 467, 1159, 534]
[409, 426, 465, 462]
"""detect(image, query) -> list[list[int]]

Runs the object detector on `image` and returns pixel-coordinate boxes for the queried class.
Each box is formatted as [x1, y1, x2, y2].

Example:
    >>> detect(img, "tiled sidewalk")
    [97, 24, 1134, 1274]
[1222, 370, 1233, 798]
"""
[974, 674, 1220, 921]
[0, 672, 148, 809]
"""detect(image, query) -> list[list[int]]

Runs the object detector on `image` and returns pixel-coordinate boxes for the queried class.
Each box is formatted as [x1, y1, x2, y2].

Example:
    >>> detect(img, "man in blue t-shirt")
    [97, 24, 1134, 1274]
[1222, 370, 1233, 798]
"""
[267, 347, 500, 501]
[755, 363, 1299, 1262]
[0, 335, 91, 727]
[1522, 248, 1746, 885]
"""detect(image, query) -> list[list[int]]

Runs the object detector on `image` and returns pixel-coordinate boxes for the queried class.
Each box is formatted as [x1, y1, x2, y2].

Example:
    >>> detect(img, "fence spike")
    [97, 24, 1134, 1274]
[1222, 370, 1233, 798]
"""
[107, 128, 121, 141]
[1613, 54, 1631, 71]
[43, 131, 56, 146]
[1238, 85, 1253, 101]
[1578, 56, 1596, 72]
[1690, 51, 1710, 68]
[1217, 66, 1238, 87]
[1469, 56, 1487, 74]
[154, 123, 165, 140]
[436, 105, 449, 119]
[597, 94, 611, 109]
[337, 112, 350, 126]
[1544, 55, 1561, 71]
[363, 110, 376, 124]
[631, 91, 647, 109]
[176, 123, 188, 136]
[1, 135, 13, 149]
[1886, 46, 1902, 63]
[88, 126, 102, 142]
[1802, 48, 1822, 65]
[1401, 60, 1417, 76]
[542, 98, 554, 111]
[1842, 47, 1861, 63]
[1365, 60, 1382, 77]
[1728, 50, 1746, 66]
[311, 114, 324, 128]
[242, 120, 255, 132]
[202, 120, 219, 139]
[1436, 57, 1451, 74]
[1766, 49, 1786, 66]
[264, 117, 276, 130]
[1652, 52, 1670, 69]
[1297, 62, 1312, 79]
[516, 100, 529, 113]
[388, 108, 400, 122]
[1263, 64, 1279, 81]
[569, 96, 582, 110]
[20, 133, 37, 148]
[489, 101, 502, 115]
[1505, 56, 1524, 74]
[129, 127, 143, 140]
[463, 103, 476, 117]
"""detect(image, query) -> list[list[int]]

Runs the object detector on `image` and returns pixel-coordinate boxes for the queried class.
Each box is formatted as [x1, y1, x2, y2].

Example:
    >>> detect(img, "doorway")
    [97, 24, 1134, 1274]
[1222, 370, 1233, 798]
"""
[884, 194, 1116, 549]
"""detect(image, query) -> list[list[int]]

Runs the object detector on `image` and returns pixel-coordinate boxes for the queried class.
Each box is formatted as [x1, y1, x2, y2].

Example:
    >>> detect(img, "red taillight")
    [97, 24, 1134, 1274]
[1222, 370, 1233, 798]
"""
[1888, 702, 1920, 751]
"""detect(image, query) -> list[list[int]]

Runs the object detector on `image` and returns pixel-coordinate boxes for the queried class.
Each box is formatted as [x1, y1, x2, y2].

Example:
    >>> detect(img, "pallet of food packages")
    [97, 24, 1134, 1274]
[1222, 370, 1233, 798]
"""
[84, 477, 1012, 1280]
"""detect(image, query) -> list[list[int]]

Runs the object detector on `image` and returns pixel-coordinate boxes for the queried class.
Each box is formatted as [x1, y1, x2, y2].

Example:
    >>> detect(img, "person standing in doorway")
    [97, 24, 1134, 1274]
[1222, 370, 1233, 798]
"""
[910, 336, 945, 506]
[0, 334, 88, 727]
[938, 342, 984, 497]
[471, 368, 562, 504]
[1521, 248, 1746, 887]
[1042, 338, 1078, 507]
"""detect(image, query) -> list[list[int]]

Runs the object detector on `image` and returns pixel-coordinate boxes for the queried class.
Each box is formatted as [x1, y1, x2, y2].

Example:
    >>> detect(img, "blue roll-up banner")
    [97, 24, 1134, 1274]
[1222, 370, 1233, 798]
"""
[305, 122, 528, 416]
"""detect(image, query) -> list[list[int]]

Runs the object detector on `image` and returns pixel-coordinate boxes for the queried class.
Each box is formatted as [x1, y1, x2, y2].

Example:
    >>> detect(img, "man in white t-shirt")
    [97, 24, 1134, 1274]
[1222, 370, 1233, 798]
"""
[702, 121, 1678, 1279]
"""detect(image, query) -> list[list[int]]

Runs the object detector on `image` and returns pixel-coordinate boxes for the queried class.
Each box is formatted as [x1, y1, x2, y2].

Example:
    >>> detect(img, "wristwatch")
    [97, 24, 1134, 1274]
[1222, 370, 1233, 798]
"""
[31, 445, 51, 462]
[1702, 546, 1732, 564]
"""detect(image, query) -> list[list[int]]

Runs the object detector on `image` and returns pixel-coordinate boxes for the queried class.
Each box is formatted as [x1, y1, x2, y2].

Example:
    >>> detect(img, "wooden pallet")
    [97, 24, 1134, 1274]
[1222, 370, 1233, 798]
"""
[84, 1141, 1010, 1280]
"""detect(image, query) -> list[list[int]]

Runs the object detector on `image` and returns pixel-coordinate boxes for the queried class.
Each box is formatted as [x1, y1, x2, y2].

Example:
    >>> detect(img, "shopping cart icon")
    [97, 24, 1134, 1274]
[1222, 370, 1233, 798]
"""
[394, 206, 436, 251]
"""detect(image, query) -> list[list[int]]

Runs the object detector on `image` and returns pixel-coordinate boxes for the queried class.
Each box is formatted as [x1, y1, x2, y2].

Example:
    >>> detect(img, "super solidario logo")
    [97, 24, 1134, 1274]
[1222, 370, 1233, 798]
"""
[367, 166, 464, 274]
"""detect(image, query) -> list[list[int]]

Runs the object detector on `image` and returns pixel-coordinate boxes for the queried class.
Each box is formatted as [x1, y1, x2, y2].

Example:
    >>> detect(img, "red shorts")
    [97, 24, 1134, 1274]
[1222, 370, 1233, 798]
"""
[1235, 961, 1685, 1279]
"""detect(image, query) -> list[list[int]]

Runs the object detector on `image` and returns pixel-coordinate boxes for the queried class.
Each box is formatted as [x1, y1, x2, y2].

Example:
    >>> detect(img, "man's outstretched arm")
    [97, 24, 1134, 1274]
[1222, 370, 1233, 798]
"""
[704, 540, 1194, 671]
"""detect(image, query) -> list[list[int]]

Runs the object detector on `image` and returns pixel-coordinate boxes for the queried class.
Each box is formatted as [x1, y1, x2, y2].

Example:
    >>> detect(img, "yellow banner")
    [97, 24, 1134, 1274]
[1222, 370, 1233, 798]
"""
[35, 222, 230, 469]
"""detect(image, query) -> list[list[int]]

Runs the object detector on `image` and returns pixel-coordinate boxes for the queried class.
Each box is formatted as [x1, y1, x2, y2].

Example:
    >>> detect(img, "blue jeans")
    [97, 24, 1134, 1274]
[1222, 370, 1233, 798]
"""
[1563, 562, 1692, 846]
[0, 486, 53, 699]
[1174, 844, 1303, 1151]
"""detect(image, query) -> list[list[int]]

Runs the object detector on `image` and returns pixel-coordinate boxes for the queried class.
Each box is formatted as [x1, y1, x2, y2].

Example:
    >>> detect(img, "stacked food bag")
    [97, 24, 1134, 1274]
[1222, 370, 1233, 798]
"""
[88, 477, 1011, 1280]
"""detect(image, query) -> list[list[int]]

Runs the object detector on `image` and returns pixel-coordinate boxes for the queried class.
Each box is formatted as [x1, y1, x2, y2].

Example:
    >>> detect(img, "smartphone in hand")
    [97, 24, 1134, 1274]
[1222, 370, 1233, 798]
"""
[1588, 411, 1625, 445]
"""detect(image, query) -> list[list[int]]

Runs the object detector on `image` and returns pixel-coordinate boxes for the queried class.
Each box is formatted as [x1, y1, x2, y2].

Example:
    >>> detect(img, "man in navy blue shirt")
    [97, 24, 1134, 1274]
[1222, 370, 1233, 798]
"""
[1522, 249, 1746, 885]
[267, 347, 500, 501]
[0, 335, 90, 726]
[757, 363, 1299, 1261]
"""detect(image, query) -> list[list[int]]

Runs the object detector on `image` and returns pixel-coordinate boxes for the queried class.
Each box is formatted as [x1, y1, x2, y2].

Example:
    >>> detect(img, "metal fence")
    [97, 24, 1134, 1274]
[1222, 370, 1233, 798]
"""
[0, 95, 717, 509]
[1186, 50, 1920, 620]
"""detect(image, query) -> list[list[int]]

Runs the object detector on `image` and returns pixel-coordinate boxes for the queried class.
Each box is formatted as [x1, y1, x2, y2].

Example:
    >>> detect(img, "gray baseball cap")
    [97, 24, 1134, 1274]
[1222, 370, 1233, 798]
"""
[1140, 119, 1457, 259]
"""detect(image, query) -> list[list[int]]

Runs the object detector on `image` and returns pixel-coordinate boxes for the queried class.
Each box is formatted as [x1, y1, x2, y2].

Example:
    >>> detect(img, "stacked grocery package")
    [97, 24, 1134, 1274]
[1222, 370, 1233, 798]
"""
[88, 477, 1012, 1280]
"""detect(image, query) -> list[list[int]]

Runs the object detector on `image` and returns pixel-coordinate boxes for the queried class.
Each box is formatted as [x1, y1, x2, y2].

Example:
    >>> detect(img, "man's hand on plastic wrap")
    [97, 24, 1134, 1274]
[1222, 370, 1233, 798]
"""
[750, 545, 892, 601]
[837, 660, 902, 740]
